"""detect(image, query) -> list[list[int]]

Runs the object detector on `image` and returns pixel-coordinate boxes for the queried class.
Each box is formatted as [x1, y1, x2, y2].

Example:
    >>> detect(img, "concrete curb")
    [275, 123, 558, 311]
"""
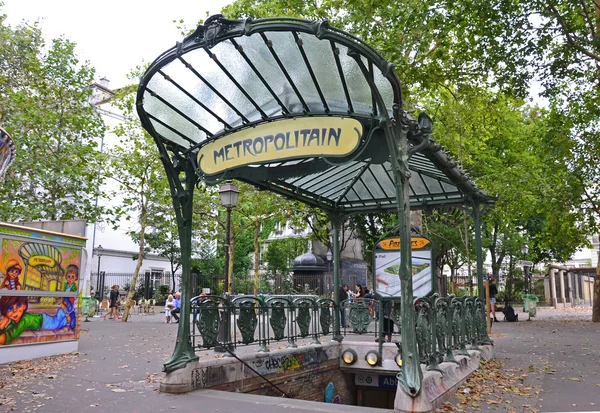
[394, 345, 494, 413]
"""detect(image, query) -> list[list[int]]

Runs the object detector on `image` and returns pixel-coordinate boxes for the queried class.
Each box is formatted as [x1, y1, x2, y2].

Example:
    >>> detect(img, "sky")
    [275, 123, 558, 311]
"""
[2, 0, 233, 88]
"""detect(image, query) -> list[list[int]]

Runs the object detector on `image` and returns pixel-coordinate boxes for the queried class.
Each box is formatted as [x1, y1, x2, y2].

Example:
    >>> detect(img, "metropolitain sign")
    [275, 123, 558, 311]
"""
[197, 117, 363, 175]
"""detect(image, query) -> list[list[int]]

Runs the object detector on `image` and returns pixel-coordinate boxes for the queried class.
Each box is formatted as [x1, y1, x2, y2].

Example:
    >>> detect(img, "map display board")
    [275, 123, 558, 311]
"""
[373, 236, 433, 297]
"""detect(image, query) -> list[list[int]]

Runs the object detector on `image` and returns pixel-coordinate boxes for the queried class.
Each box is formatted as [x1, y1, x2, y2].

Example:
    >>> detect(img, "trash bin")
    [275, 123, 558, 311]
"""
[522, 294, 538, 318]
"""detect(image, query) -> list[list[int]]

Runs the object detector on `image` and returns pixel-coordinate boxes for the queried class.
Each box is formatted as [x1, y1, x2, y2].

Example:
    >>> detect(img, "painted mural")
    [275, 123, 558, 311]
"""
[0, 295, 77, 345]
[0, 126, 16, 181]
[0, 225, 83, 348]
[0, 238, 81, 293]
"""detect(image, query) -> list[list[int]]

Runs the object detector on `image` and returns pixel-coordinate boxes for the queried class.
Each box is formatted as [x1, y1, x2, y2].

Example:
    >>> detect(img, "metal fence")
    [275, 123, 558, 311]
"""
[91, 272, 180, 301]
[190, 293, 491, 372]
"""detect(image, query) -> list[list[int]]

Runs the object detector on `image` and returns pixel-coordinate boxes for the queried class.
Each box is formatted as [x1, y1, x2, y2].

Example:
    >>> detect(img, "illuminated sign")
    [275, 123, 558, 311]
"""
[376, 237, 430, 250]
[197, 117, 363, 175]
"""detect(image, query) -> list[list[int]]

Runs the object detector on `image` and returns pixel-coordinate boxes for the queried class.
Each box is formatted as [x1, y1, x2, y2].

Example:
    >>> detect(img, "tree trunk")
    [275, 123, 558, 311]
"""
[122, 204, 147, 322]
[254, 220, 260, 297]
[593, 249, 600, 322]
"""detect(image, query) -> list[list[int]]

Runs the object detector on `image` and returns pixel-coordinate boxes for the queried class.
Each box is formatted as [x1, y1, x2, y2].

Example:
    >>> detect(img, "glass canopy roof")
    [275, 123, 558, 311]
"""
[137, 15, 493, 214]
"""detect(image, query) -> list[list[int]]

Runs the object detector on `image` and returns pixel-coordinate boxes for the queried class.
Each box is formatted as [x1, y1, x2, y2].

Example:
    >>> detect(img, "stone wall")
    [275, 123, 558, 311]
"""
[187, 343, 355, 403]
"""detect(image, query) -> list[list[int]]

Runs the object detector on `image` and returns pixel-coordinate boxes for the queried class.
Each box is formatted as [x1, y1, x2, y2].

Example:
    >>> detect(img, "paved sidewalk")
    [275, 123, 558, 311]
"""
[1, 306, 599, 413]
[446, 306, 600, 413]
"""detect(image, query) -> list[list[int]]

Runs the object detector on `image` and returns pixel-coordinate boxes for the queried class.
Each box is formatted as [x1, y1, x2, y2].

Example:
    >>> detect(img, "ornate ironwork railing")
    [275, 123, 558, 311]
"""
[190, 293, 493, 369]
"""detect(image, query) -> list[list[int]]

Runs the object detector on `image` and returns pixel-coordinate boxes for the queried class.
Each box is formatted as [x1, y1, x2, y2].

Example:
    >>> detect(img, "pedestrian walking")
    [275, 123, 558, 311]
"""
[490, 278, 499, 322]
[104, 285, 120, 320]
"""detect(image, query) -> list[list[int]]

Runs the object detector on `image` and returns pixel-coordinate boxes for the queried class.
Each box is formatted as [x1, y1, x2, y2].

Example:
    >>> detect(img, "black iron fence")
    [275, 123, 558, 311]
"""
[190, 293, 491, 372]
[91, 272, 180, 301]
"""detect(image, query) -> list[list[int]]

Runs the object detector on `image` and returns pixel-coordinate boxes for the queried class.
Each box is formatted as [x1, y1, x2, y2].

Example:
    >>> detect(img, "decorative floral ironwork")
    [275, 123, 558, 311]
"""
[296, 301, 311, 337]
[415, 298, 431, 364]
[269, 301, 287, 341]
[319, 300, 332, 336]
[348, 299, 371, 334]
[236, 300, 257, 344]
[197, 300, 220, 348]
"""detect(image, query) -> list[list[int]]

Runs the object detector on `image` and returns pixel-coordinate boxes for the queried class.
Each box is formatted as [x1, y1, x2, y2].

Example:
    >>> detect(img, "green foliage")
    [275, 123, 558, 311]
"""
[155, 284, 170, 304]
[264, 238, 307, 275]
[0, 9, 110, 222]
[349, 213, 398, 274]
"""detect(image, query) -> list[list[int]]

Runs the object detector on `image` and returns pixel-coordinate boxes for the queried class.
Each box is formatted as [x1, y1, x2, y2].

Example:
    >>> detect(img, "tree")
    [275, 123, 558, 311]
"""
[264, 238, 308, 293]
[0, 9, 109, 222]
[107, 79, 167, 322]
[234, 182, 307, 295]
[442, 0, 600, 321]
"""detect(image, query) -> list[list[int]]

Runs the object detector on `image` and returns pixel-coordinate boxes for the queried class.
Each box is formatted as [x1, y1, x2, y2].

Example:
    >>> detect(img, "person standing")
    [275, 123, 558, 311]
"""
[489, 279, 499, 322]
[104, 285, 119, 320]
[171, 292, 182, 323]
[338, 284, 349, 328]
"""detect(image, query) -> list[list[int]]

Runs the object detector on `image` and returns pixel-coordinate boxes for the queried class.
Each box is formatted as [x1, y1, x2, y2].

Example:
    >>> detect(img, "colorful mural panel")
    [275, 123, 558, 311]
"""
[0, 238, 81, 293]
[0, 126, 16, 181]
[0, 295, 78, 346]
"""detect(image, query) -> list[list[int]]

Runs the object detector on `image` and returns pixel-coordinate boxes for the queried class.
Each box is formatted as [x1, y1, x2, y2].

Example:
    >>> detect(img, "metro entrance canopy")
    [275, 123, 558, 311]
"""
[136, 15, 491, 212]
[136, 14, 494, 396]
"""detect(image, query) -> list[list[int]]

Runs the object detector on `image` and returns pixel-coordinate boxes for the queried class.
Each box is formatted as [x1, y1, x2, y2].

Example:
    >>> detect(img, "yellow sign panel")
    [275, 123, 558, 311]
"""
[377, 237, 430, 250]
[197, 117, 363, 175]
[29, 255, 56, 267]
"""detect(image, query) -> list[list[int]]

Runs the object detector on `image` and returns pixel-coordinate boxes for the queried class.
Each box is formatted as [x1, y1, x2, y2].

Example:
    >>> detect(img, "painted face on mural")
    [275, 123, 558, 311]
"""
[6, 301, 26, 323]
[65, 269, 77, 285]
[7, 266, 21, 280]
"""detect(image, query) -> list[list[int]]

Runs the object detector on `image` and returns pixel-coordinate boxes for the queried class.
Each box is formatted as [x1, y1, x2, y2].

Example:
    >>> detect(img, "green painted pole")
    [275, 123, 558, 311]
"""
[159, 152, 199, 373]
[388, 113, 422, 396]
[332, 215, 343, 342]
[473, 201, 485, 301]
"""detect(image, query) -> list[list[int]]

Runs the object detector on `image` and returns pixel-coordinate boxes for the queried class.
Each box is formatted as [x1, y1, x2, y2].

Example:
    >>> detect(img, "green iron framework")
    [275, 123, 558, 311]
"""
[136, 15, 495, 397]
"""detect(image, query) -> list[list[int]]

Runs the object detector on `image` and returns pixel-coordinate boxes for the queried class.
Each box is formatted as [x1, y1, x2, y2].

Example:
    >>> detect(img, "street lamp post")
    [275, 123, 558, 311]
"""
[326, 248, 333, 294]
[95, 245, 104, 301]
[216, 181, 239, 354]
[521, 244, 530, 295]
[219, 181, 239, 294]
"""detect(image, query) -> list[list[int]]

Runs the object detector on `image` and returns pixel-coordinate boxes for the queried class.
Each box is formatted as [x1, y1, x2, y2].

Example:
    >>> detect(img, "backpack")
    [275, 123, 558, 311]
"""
[503, 305, 518, 322]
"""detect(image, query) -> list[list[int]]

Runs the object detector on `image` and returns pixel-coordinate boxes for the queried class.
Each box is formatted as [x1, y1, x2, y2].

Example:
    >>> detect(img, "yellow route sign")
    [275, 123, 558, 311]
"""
[376, 237, 430, 251]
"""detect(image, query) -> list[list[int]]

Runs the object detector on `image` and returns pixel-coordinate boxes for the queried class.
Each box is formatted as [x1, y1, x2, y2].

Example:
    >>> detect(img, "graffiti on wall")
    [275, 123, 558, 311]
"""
[0, 295, 77, 346]
[191, 347, 334, 390]
[0, 238, 81, 293]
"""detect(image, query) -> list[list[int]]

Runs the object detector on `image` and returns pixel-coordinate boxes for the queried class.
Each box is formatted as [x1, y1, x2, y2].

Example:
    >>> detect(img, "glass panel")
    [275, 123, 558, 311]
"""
[370, 163, 396, 199]
[143, 90, 205, 145]
[336, 44, 373, 115]
[149, 119, 195, 149]
[409, 171, 428, 196]
[147, 69, 222, 137]
[421, 174, 444, 194]
[182, 47, 262, 123]
[234, 33, 303, 115]
[297, 33, 347, 112]
[158, 57, 239, 134]
[361, 166, 387, 199]
[373, 66, 394, 111]
[265, 31, 324, 112]
[212, 40, 284, 119]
